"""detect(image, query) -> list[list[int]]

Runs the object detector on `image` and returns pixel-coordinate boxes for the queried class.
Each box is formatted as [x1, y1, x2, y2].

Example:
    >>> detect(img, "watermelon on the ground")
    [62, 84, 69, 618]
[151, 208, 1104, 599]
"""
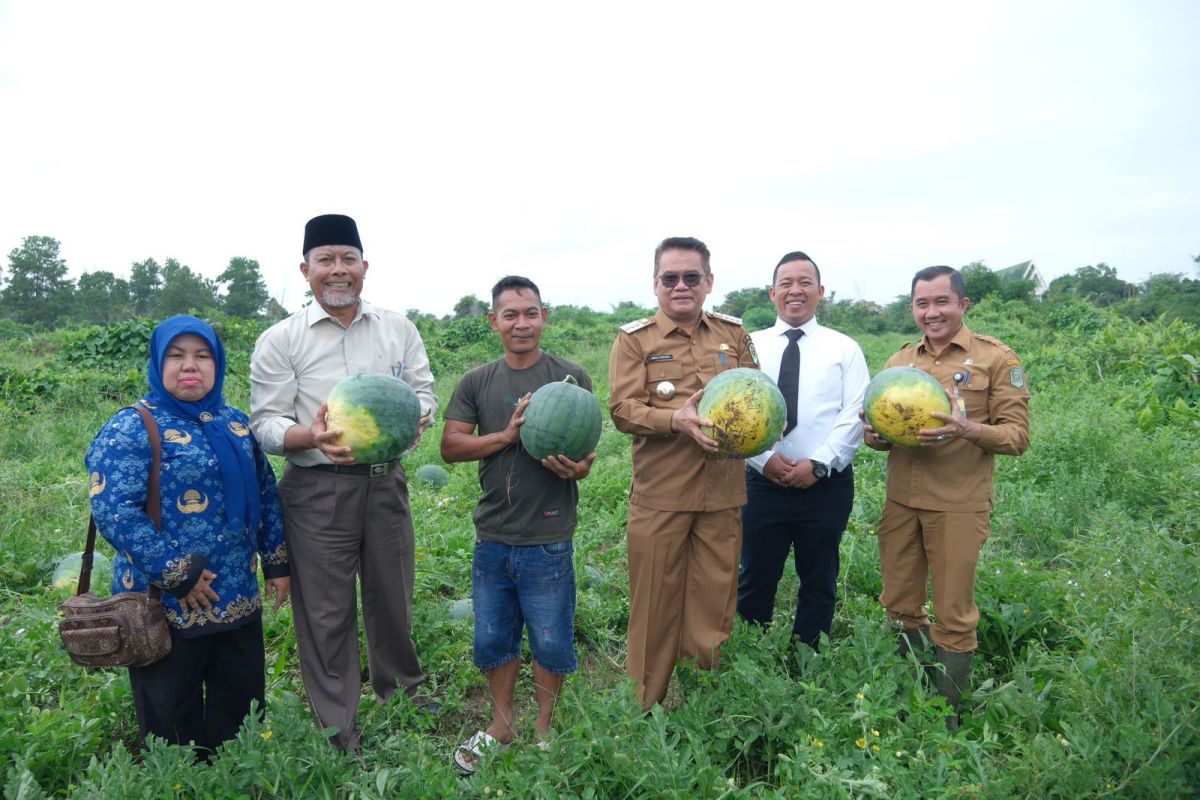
[520, 375, 602, 462]
[698, 368, 787, 458]
[863, 366, 952, 446]
[580, 564, 605, 590]
[325, 372, 422, 463]
[449, 598, 473, 621]
[414, 463, 449, 488]
[52, 551, 111, 593]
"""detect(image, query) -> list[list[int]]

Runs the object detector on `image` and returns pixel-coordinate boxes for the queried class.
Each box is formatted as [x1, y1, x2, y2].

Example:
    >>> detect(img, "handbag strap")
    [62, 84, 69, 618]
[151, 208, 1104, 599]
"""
[77, 403, 163, 598]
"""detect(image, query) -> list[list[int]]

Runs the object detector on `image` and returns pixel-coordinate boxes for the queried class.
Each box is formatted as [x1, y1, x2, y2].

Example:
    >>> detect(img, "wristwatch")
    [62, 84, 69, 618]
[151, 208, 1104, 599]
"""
[811, 460, 830, 479]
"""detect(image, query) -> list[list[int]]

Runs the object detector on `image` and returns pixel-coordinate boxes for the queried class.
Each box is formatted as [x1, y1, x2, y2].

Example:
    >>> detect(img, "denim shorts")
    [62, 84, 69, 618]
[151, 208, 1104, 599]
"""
[472, 539, 578, 674]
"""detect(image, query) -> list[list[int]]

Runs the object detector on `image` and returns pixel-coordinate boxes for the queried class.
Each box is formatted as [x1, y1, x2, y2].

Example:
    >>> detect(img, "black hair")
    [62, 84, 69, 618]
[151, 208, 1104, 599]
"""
[491, 275, 542, 309]
[911, 266, 965, 299]
[654, 237, 711, 275]
[773, 251, 821, 286]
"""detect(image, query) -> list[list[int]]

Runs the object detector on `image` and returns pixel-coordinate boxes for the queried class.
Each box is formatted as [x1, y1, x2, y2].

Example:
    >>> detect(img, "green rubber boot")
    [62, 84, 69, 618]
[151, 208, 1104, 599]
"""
[934, 646, 973, 730]
[896, 625, 932, 660]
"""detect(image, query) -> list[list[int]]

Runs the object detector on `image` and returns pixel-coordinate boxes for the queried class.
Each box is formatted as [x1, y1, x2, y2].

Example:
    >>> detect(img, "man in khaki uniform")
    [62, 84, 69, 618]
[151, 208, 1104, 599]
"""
[609, 236, 758, 710]
[863, 265, 1030, 728]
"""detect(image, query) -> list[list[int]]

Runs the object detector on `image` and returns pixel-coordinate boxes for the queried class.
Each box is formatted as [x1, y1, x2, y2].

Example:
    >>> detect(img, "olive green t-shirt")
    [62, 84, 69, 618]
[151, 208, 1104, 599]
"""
[444, 352, 592, 545]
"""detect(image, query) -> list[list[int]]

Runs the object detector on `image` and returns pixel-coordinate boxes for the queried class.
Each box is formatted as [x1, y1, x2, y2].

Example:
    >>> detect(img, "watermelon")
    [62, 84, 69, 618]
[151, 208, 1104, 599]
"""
[520, 375, 602, 462]
[414, 463, 449, 488]
[697, 368, 787, 458]
[579, 564, 605, 590]
[52, 551, 111, 593]
[449, 598, 473, 621]
[863, 366, 952, 447]
[325, 372, 421, 463]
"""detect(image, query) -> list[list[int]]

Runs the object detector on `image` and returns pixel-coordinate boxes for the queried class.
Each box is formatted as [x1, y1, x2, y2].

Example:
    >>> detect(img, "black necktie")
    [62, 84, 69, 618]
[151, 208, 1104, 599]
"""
[779, 328, 803, 435]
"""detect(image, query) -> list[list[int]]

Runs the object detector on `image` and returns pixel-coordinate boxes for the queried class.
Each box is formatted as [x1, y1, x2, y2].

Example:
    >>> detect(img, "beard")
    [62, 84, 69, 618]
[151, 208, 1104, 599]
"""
[319, 289, 358, 308]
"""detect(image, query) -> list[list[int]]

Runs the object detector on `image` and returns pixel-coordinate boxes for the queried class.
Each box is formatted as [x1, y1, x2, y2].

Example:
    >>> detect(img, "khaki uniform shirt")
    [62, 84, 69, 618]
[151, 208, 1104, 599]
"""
[249, 299, 438, 467]
[609, 309, 758, 512]
[884, 323, 1030, 512]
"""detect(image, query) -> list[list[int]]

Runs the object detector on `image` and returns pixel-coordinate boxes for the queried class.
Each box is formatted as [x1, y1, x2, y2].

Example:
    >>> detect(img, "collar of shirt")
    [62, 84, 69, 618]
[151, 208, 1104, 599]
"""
[303, 299, 381, 329]
[652, 307, 713, 336]
[768, 316, 820, 339]
[917, 322, 974, 356]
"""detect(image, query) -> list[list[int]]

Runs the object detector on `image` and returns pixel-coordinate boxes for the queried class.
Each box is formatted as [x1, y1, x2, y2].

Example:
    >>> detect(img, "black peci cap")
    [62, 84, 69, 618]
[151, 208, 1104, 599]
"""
[303, 214, 363, 255]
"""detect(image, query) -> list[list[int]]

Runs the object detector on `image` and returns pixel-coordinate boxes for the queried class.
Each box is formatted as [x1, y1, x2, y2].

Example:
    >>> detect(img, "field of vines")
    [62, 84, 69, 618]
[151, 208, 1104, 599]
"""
[1, 298, 1197, 798]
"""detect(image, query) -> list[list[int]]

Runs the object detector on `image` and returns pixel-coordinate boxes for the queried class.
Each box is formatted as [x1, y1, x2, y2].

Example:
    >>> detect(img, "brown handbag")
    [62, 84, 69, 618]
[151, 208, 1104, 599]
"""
[59, 404, 173, 668]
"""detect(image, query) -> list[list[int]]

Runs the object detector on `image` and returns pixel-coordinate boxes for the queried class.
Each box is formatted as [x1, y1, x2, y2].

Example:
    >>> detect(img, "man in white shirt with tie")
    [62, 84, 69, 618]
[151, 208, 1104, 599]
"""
[738, 251, 870, 649]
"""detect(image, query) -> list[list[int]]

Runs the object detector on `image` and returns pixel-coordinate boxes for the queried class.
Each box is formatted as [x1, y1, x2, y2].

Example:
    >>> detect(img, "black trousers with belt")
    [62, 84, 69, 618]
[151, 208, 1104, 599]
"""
[737, 466, 854, 648]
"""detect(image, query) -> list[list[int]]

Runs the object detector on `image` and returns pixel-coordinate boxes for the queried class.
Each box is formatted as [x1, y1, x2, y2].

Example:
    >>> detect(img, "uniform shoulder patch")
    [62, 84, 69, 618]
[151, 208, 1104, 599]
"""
[620, 317, 654, 334]
[708, 311, 743, 325]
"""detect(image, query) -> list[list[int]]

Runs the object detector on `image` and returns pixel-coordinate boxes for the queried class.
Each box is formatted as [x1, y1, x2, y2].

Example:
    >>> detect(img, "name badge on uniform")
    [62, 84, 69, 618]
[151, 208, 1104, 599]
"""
[647, 354, 673, 362]
[656, 381, 676, 399]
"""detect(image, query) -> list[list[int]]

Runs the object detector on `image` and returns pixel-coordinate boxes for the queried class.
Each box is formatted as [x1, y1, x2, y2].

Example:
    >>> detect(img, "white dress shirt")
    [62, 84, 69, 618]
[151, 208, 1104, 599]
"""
[249, 299, 438, 466]
[745, 317, 870, 474]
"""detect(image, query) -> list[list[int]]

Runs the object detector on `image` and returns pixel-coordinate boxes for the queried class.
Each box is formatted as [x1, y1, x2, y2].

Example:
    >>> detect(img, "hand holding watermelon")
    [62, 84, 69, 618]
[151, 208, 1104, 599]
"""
[670, 388, 721, 454]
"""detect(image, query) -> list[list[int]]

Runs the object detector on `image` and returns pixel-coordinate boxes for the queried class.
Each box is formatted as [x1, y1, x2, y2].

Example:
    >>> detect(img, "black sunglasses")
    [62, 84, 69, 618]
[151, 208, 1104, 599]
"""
[658, 271, 706, 288]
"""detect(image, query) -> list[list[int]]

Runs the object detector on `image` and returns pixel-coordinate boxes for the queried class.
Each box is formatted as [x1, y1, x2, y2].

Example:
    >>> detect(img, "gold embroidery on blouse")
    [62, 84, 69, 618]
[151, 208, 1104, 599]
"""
[167, 594, 261, 628]
[176, 490, 210, 514]
[264, 543, 288, 566]
[161, 555, 191, 586]
[163, 429, 192, 444]
[228, 421, 250, 437]
[90, 472, 107, 496]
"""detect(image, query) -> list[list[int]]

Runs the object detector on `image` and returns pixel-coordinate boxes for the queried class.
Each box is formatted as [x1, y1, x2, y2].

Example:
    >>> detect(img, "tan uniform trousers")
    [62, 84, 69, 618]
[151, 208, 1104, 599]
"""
[626, 503, 742, 710]
[876, 499, 991, 653]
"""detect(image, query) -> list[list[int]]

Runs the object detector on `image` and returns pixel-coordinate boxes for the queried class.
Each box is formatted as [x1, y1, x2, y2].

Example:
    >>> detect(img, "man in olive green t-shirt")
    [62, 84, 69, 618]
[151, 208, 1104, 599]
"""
[440, 275, 596, 774]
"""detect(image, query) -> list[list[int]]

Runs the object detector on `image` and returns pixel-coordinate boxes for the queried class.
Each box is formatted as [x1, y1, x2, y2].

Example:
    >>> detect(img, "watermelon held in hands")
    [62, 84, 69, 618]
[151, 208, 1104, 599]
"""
[698, 368, 787, 458]
[520, 375, 602, 462]
[863, 366, 952, 447]
[414, 464, 449, 488]
[325, 372, 422, 463]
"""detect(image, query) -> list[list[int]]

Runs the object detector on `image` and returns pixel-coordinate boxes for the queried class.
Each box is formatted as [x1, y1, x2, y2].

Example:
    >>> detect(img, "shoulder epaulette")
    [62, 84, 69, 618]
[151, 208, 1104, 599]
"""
[620, 317, 654, 334]
[708, 311, 743, 325]
[973, 333, 1015, 352]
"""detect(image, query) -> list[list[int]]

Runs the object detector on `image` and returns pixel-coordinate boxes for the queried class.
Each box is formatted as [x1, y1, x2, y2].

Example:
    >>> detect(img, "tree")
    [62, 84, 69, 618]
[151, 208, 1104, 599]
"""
[75, 271, 132, 324]
[129, 258, 163, 317]
[453, 294, 489, 318]
[1, 236, 71, 325]
[158, 258, 217, 317]
[1044, 263, 1136, 307]
[960, 262, 1001, 302]
[218, 257, 270, 318]
[1133, 272, 1200, 325]
[717, 286, 771, 318]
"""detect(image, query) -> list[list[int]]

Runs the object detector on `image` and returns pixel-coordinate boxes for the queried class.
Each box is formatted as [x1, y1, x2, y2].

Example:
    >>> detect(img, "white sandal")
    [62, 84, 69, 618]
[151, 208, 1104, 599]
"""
[453, 730, 503, 774]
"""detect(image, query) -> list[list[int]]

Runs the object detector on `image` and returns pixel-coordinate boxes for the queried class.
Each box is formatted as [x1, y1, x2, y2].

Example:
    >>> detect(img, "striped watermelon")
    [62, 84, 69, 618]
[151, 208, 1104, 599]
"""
[520, 375, 602, 462]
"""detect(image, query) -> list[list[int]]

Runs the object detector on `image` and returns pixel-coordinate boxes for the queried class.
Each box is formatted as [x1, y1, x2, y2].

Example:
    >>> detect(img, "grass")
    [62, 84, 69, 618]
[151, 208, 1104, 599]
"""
[0, 306, 1198, 798]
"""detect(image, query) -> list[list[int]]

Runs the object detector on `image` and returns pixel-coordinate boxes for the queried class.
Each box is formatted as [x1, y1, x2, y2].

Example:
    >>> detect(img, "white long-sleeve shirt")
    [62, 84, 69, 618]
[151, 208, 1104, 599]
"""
[745, 317, 869, 474]
[249, 299, 437, 466]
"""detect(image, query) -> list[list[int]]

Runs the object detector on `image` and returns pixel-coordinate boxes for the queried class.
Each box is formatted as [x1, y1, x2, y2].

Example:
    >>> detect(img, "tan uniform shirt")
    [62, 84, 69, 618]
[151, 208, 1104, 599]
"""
[884, 323, 1030, 512]
[249, 299, 438, 467]
[609, 309, 758, 512]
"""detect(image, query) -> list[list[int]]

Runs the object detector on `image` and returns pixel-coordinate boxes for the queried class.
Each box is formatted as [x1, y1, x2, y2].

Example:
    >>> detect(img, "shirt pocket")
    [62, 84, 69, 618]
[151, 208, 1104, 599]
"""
[960, 373, 991, 419]
[645, 361, 684, 387]
[713, 354, 741, 372]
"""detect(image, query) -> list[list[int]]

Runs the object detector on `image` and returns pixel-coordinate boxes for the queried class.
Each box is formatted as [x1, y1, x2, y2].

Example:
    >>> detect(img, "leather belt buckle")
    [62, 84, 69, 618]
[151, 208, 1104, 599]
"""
[369, 462, 390, 477]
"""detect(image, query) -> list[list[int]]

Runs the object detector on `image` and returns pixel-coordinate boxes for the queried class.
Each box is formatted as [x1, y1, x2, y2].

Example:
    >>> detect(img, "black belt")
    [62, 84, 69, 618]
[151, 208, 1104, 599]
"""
[308, 460, 398, 477]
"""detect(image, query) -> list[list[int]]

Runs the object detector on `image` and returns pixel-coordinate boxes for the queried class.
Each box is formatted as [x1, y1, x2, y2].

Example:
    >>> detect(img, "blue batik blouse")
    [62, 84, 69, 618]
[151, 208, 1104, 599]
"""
[85, 401, 289, 638]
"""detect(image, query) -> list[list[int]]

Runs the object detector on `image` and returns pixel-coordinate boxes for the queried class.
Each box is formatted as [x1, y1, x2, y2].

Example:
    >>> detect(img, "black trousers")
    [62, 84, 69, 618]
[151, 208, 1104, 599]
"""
[128, 617, 265, 753]
[737, 466, 854, 648]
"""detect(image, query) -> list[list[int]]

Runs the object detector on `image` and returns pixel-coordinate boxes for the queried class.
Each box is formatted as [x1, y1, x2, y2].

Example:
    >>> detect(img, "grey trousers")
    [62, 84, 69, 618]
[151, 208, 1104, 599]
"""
[278, 464, 427, 750]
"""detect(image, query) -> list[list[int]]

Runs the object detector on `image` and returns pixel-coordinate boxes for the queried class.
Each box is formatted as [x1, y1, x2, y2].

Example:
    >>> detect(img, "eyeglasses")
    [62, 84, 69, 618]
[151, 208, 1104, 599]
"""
[657, 271, 707, 288]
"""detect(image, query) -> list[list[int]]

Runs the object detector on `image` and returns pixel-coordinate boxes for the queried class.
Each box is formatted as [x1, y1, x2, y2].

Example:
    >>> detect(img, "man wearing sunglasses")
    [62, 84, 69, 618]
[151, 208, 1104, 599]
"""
[609, 236, 759, 710]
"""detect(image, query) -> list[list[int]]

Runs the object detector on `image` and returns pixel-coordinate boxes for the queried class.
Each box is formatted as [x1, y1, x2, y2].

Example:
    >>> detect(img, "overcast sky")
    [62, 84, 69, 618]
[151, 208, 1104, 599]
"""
[1, 1, 1197, 317]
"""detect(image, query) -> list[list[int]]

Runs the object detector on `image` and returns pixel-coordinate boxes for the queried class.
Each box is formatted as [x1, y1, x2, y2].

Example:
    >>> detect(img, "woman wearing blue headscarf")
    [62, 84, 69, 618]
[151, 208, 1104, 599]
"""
[86, 315, 290, 755]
